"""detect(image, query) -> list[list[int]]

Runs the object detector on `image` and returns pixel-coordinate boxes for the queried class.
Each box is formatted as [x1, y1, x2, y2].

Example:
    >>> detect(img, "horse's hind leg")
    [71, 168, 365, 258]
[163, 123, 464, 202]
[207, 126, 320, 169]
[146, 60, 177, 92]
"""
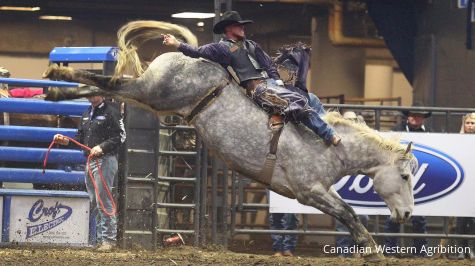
[299, 183, 384, 261]
[43, 64, 132, 91]
[43, 65, 137, 101]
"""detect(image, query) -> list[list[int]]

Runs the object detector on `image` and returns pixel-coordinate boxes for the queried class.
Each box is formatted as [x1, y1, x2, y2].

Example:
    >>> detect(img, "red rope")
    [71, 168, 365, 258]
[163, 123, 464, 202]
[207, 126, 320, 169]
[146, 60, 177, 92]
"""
[43, 136, 117, 217]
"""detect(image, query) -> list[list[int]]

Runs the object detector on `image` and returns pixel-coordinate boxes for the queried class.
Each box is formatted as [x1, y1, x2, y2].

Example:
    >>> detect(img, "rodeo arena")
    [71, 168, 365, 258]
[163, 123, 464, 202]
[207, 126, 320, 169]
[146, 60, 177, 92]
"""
[2, 1, 475, 266]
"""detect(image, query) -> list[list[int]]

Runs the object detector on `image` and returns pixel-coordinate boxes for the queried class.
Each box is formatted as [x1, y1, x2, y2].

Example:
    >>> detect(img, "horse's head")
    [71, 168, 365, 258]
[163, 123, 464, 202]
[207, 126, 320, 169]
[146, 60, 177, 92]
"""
[366, 143, 417, 223]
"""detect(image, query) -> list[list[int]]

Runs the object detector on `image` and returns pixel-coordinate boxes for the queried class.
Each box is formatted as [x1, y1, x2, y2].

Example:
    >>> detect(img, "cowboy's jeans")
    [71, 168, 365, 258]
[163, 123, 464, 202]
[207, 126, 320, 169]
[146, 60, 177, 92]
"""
[269, 213, 299, 252]
[85, 154, 118, 245]
[307, 92, 325, 116]
[251, 79, 335, 143]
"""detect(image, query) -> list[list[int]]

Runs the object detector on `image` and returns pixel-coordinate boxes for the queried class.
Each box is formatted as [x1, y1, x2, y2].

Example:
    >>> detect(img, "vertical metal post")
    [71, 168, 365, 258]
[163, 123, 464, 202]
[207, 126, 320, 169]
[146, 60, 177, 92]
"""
[211, 156, 218, 244]
[375, 215, 380, 234]
[118, 104, 129, 249]
[467, 0, 473, 49]
[443, 217, 448, 236]
[374, 109, 381, 130]
[303, 214, 308, 231]
[222, 164, 229, 246]
[445, 111, 451, 133]
[152, 116, 160, 250]
[200, 147, 208, 246]
[230, 171, 237, 235]
[193, 136, 202, 246]
[213, 0, 232, 43]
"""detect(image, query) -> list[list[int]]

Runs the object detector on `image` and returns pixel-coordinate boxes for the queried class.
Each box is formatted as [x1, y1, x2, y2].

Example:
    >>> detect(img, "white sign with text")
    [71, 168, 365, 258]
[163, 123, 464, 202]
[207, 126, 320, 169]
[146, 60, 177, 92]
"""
[270, 133, 475, 217]
[9, 196, 89, 245]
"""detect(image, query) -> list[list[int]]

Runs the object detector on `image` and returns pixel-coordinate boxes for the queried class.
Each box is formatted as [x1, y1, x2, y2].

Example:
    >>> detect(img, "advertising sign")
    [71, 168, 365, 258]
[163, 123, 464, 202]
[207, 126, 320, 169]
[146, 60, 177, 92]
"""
[270, 133, 475, 217]
[9, 196, 89, 245]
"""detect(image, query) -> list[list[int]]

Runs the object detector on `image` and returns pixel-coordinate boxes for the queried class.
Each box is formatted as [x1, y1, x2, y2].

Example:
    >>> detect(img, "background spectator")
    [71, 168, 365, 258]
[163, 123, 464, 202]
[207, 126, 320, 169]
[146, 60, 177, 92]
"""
[453, 113, 475, 259]
[269, 213, 298, 256]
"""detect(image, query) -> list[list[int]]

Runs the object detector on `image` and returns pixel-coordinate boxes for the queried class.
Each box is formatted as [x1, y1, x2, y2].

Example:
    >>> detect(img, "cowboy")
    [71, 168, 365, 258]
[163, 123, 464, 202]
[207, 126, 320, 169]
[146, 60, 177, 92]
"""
[162, 11, 341, 146]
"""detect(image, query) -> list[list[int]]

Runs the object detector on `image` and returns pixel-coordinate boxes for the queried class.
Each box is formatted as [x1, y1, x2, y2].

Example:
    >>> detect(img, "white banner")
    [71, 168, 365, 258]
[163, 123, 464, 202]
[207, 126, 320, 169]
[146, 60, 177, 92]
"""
[270, 133, 475, 217]
[9, 196, 89, 245]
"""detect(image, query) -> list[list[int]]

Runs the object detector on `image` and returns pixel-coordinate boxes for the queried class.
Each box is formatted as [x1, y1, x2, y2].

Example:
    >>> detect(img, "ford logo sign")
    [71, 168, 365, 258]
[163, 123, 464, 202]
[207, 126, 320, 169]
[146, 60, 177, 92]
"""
[333, 142, 464, 207]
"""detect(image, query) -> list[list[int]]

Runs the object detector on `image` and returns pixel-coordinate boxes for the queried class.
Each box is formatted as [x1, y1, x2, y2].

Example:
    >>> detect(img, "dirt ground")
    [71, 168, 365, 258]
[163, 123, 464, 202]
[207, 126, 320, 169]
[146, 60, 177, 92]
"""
[0, 246, 474, 266]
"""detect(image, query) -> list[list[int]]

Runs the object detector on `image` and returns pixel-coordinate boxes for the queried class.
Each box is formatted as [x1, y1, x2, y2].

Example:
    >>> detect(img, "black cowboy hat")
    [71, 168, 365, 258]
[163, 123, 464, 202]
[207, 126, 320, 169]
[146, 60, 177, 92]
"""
[401, 102, 432, 118]
[213, 11, 253, 34]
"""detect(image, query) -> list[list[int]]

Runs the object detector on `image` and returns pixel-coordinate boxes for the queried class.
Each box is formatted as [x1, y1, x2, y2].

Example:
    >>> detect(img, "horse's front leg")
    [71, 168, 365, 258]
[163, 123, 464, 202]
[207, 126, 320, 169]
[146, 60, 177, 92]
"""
[299, 183, 384, 261]
[327, 187, 383, 261]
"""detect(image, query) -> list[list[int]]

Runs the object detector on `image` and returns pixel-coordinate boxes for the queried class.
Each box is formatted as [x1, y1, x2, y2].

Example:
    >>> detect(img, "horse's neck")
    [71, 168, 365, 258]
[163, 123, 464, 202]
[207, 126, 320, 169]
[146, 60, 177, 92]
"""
[335, 124, 392, 173]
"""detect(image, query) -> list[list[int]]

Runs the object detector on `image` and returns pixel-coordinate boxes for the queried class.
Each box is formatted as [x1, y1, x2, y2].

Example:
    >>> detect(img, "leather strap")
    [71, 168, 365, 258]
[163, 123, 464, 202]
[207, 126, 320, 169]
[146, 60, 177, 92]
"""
[258, 116, 284, 186]
[185, 81, 229, 123]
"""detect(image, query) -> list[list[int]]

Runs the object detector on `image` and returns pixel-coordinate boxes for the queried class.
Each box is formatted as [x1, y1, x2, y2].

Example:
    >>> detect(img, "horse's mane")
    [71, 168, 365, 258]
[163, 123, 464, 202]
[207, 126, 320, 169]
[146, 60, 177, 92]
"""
[323, 112, 412, 161]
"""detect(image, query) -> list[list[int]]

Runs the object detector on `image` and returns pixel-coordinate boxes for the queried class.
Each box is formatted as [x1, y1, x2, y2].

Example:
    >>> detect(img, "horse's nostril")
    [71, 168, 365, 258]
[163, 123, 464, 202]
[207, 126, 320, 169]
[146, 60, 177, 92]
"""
[404, 211, 410, 219]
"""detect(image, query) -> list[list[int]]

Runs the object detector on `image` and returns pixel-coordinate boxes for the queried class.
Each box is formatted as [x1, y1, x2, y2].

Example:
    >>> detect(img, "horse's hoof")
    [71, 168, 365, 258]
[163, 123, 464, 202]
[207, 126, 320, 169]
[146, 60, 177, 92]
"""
[45, 87, 64, 101]
[42, 65, 74, 81]
[363, 252, 385, 263]
[42, 64, 58, 79]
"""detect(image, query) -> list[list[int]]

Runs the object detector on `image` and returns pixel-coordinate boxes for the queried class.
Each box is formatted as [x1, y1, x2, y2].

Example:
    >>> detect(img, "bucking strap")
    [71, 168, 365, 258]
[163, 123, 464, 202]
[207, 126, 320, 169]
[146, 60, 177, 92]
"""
[258, 115, 284, 186]
[185, 81, 229, 123]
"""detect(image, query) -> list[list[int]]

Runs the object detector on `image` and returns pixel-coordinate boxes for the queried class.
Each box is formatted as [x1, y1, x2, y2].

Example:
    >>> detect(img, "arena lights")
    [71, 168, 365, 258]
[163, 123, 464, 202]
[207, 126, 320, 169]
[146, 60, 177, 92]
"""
[0, 6, 40, 11]
[39, 15, 72, 21]
[171, 12, 215, 19]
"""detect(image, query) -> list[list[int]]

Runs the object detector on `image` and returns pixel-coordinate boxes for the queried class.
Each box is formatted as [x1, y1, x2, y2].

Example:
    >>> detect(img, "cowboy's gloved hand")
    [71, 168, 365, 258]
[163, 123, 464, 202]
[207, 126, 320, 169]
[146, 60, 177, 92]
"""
[90, 145, 103, 157]
[54, 134, 69, 145]
[275, 79, 284, 86]
[161, 34, 180, 48]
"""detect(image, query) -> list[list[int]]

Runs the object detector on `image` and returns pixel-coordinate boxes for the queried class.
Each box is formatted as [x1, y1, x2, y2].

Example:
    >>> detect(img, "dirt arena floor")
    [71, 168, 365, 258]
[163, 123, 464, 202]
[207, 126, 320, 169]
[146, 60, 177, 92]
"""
[0, 246, 474, 266]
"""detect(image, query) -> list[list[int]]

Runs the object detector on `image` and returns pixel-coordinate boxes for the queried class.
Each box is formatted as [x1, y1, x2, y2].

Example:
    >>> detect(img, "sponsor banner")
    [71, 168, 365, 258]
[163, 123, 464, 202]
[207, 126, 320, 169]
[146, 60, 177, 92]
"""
[9, 196, 89, 244]
[0, 197, 3, 240]
[270, 133, 475, 217]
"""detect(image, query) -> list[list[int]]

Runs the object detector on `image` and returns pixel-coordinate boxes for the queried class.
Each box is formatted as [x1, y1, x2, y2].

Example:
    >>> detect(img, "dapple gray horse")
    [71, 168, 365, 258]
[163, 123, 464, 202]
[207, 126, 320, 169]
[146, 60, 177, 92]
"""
[43, 21, 417, 261]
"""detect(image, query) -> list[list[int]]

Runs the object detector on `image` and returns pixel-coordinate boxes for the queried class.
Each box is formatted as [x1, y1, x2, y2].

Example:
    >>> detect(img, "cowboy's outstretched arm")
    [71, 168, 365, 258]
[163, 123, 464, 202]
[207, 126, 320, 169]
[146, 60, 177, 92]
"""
[162, 34, 229, 65]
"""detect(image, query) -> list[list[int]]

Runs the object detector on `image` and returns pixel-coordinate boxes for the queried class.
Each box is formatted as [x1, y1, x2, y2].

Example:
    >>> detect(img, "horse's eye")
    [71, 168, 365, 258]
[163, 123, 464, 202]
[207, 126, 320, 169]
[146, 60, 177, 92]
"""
[401, 174, 409, 181]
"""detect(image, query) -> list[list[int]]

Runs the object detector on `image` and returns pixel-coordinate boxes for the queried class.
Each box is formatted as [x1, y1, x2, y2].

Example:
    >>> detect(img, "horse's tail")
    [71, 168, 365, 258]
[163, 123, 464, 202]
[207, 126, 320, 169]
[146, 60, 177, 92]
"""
[113, 20, 198, 80]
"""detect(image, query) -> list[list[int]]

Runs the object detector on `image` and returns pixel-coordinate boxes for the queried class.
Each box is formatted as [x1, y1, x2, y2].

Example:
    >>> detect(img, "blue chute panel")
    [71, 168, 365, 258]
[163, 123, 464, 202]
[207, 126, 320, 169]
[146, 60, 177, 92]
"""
[0, 98, 89, 116]
[0, 78, 79, 88]
[0, 126, 77, 143]
[49, 47, 118, 62]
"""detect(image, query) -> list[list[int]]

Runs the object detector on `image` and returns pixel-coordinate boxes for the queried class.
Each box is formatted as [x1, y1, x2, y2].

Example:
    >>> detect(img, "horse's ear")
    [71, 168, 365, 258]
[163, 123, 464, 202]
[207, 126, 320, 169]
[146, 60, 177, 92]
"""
[404, 142, 413, 155]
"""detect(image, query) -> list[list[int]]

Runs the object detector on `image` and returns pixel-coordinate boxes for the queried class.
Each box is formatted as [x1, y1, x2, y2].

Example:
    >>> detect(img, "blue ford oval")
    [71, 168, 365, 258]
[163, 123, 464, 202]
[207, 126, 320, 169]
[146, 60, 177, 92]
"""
[335, 142, 464, 207]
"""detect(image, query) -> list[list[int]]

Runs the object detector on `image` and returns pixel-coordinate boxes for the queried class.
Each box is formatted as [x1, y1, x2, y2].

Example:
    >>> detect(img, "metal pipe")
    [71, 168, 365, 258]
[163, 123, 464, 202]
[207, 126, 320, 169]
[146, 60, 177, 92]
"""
[211, 156, 218, 244]
[233, 229, 475, 239]
[323, 103, 475, 113]
[0, 168, 84, 184]
[230, 171, 237, 235]
[0, 147, 85, 164]
[374, 109, 381, 130]
[0, 98, 88, 116]
[199, 147, 208, 246]
[152, 117, 160, 250]
[193, 136, 202, 246]
[328, 3, 386, 47]
[237, 0, 333, 4]
[0, 126, 77, 143]
[222, 164, 229, 247]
